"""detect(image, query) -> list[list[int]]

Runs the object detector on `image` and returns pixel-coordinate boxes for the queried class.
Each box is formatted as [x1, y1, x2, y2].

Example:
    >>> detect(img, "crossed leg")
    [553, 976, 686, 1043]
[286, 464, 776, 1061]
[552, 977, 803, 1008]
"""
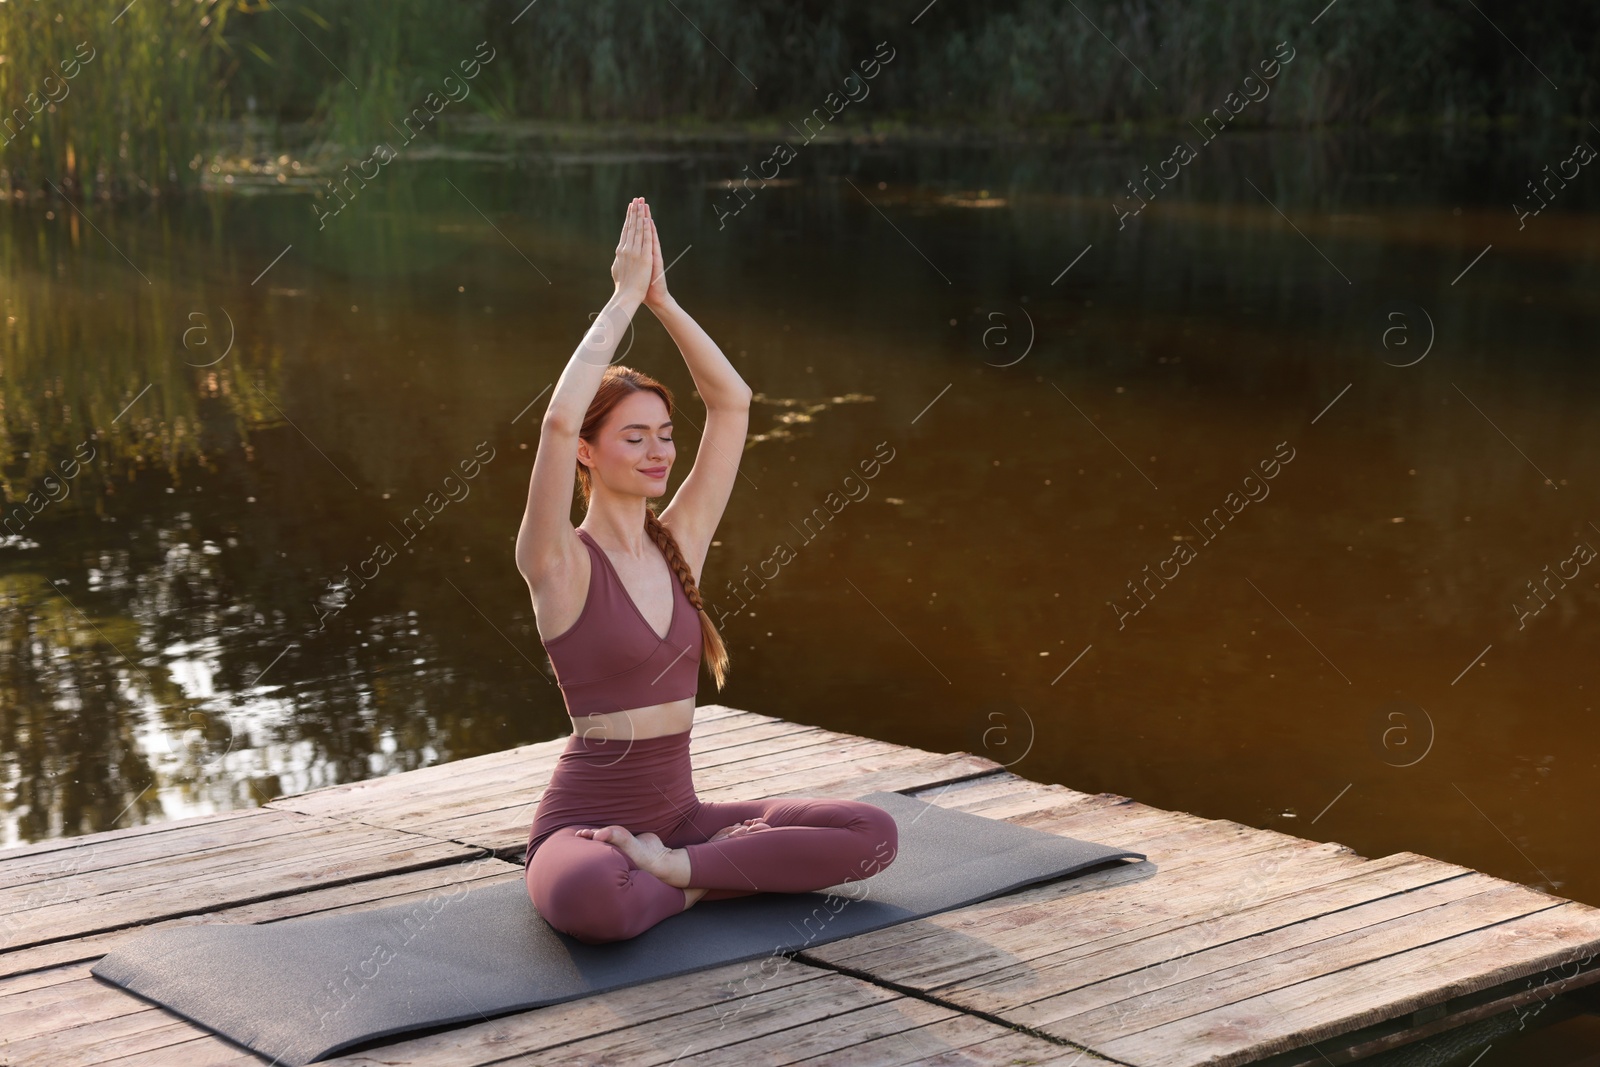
[525, 826, 689, 945]
[526, 798, 899, 943]
[668, 797, 899, 897]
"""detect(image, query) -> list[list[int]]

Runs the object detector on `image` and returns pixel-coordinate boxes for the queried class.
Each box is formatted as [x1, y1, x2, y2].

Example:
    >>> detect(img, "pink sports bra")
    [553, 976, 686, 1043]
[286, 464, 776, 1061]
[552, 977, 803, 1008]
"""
[540, 528, 702, 717]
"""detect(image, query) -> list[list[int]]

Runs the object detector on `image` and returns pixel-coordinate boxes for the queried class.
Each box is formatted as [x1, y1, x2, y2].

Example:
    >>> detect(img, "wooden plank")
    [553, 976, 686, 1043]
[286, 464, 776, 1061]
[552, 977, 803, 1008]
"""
[493, 971, 922, 1065]
[1096, 901, 1600, 1067]
[797, 772, 1600, 1064]
[304, 743, 993, 858]
[324, 721, 845, 831]
[1275, 957, 1600, 1064]
[0, 856, 519, 982]
[807, 833, 1382, 982]
[64, 965, 834, 1066]
[0, 815, 479, 950]
[315, 958, 826, 1066]
[424, 751, 1005, 857]
[10, 706, 1600, 1067]
[413, 750, 1003, 857]
[262, 706, 757, 820]
[0, 1007, 203, 1065]
[317, 963, 1107, 1067]
[1016, 875, 1541, 1041]
[0, 869, 527, 1066]
[697, 750, 1002, 804]
[690, 735, 949, 790]
[0, 808, 263, 865]
[252, 705, 1000, 861]
[0, 809, 315, 890]
[268, 716, 846, 830]
[907, 775, 1124, 821]
[786, 1015, 1115, 1066]
[923, 854, 1472, 1008]
[3, 855, 1079, 1066]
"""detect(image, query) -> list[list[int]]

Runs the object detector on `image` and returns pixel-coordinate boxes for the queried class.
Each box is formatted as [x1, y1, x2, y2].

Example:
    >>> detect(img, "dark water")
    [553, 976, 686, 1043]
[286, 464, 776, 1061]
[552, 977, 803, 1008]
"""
[3, 125, 1598, 1060]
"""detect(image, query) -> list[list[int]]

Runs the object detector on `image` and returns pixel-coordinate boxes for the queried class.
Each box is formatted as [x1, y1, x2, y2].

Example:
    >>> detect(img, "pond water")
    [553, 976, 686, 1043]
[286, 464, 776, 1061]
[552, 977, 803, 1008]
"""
[3, 125, 1598, 1061]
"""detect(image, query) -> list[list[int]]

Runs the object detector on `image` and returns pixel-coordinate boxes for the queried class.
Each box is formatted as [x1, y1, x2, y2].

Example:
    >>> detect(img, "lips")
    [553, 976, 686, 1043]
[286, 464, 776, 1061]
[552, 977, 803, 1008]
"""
[640, 467, 667, 478]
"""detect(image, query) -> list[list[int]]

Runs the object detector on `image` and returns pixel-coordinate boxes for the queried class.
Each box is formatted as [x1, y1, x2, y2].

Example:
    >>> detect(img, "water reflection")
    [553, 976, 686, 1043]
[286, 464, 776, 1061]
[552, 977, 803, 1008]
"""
[2, 132, 1597, 949]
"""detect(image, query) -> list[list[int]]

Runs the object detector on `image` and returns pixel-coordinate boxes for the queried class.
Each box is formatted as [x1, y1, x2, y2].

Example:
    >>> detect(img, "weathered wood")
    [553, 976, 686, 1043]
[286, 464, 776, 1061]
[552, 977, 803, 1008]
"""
[6, 705, 1600, 1067]
[804, 835, 1380, 981]
[0, 856, 518, 983]
[1271, 957, 1600, 1064]
[0, 809, 264, 866]
[785, 1016, 1116, 1067]
[0, 1007, 203, 1065]
[1095, 899, 1600, 1066]
[0, 809, 311, 890]
[1020, 877, 1553, 1039]
[320, 964, 1109, 1067]
[922, 854, 1471, 1005]
[261, 706, 999, 860]
[264, 712, 808, 823]
[0, 813, 480, 951]
[696, 750, 1001, 805]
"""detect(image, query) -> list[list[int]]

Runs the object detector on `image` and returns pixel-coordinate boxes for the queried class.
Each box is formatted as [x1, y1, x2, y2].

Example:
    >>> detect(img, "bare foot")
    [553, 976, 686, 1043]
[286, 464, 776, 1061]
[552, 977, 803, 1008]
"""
[708, 818, 771, 843]
[577, 825, 692, 887]
[681, 886, 710, 911]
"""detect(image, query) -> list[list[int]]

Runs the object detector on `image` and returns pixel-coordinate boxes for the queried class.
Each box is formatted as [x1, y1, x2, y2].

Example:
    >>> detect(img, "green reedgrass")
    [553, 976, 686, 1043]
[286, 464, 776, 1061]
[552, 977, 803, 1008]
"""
[0, 0, 238, 199]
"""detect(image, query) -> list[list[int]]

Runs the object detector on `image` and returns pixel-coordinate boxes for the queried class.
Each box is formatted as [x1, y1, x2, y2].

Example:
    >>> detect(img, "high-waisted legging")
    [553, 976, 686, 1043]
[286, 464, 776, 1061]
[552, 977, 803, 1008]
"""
[523, 727, 899, 944]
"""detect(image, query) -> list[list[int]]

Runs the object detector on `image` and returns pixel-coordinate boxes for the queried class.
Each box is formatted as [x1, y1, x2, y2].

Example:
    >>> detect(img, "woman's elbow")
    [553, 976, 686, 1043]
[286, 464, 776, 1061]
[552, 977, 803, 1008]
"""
[542, 411, 580, 437]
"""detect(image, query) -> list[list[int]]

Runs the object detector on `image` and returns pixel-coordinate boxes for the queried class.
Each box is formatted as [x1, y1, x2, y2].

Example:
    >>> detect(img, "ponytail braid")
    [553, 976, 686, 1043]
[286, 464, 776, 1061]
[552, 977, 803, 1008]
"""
[645, 504, 730, 691]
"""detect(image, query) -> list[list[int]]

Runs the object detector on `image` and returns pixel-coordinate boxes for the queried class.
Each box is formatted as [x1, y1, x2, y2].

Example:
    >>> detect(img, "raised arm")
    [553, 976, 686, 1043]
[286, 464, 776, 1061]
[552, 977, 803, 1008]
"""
[642, 205, 753, 566]
[515, 198, 655, 585]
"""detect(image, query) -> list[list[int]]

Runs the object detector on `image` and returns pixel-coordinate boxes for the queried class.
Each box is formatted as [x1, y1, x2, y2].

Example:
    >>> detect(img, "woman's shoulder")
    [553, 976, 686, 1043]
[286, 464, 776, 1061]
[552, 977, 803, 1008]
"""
[528, 529, 598, 644]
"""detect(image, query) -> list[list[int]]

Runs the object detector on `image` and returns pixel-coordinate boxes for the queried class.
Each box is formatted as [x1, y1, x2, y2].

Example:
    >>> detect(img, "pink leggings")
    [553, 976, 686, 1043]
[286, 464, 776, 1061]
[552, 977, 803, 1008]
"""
[523, 728, 898, 944]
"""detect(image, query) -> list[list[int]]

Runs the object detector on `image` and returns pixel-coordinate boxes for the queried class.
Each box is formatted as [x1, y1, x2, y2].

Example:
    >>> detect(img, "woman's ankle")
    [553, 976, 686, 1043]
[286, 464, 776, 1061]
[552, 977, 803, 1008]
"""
[663, 846, 694, 888]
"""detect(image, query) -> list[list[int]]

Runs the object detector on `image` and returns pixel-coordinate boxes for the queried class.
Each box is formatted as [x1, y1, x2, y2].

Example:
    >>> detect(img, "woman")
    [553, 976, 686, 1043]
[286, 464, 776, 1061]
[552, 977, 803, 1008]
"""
[516, 198, 898, 944]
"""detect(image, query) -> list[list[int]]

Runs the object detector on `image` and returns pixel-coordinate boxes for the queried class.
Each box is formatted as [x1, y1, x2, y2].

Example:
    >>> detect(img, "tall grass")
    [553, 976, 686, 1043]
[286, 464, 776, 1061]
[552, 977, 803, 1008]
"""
[488, 0, 1596, 129]
[0, 0, 237, 198]
[3, 0, 1598, 197]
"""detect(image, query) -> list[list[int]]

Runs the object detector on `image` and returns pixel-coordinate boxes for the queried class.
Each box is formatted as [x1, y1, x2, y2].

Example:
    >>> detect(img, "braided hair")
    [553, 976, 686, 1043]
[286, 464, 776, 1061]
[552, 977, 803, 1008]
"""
[574, 365, 730, 691]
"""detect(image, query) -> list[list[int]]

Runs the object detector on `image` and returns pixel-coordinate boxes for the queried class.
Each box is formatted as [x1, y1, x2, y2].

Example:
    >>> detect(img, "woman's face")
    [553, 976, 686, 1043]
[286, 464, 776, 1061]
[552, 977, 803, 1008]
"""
[584, 391, 674, 497]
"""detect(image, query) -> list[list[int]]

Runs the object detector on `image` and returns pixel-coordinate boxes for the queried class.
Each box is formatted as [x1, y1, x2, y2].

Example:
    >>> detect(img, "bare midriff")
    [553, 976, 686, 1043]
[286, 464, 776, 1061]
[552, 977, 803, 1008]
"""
[571, 696, 695, 740]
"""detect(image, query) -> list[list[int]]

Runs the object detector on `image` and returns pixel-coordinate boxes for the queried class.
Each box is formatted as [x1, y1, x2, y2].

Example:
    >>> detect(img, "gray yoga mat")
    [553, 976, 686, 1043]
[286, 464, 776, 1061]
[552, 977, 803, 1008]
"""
[91, 790, 1143, 1065]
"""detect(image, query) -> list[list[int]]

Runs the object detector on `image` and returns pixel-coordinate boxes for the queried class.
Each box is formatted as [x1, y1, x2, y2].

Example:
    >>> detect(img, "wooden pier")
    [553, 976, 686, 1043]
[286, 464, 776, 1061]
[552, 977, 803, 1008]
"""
[3, 704, 1599, 1066]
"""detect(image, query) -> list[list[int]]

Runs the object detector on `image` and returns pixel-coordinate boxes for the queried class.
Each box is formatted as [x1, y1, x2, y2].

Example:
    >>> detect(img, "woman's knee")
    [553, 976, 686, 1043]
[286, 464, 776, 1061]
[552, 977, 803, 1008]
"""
[851, 802, 899, 873]
[527, 836, 636, 943]
[555, 895, 634, 945]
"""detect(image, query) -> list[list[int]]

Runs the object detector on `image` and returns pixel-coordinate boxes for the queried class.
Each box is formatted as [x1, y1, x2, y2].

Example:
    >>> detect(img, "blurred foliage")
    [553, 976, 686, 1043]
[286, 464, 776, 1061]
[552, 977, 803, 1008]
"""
[0, 0, 236, 198]
[3, 0, 1597, 196]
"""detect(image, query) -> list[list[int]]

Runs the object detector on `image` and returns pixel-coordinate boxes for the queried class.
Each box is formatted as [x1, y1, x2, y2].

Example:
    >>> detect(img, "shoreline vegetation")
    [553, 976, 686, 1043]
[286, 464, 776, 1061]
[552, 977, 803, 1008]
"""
[2, 0, 1597, 201]
[135, 108, 1600, 198]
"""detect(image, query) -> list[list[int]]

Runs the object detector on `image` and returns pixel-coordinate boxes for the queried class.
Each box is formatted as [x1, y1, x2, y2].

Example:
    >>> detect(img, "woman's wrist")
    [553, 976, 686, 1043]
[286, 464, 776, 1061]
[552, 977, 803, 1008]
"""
[612, 286, 646, 314]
